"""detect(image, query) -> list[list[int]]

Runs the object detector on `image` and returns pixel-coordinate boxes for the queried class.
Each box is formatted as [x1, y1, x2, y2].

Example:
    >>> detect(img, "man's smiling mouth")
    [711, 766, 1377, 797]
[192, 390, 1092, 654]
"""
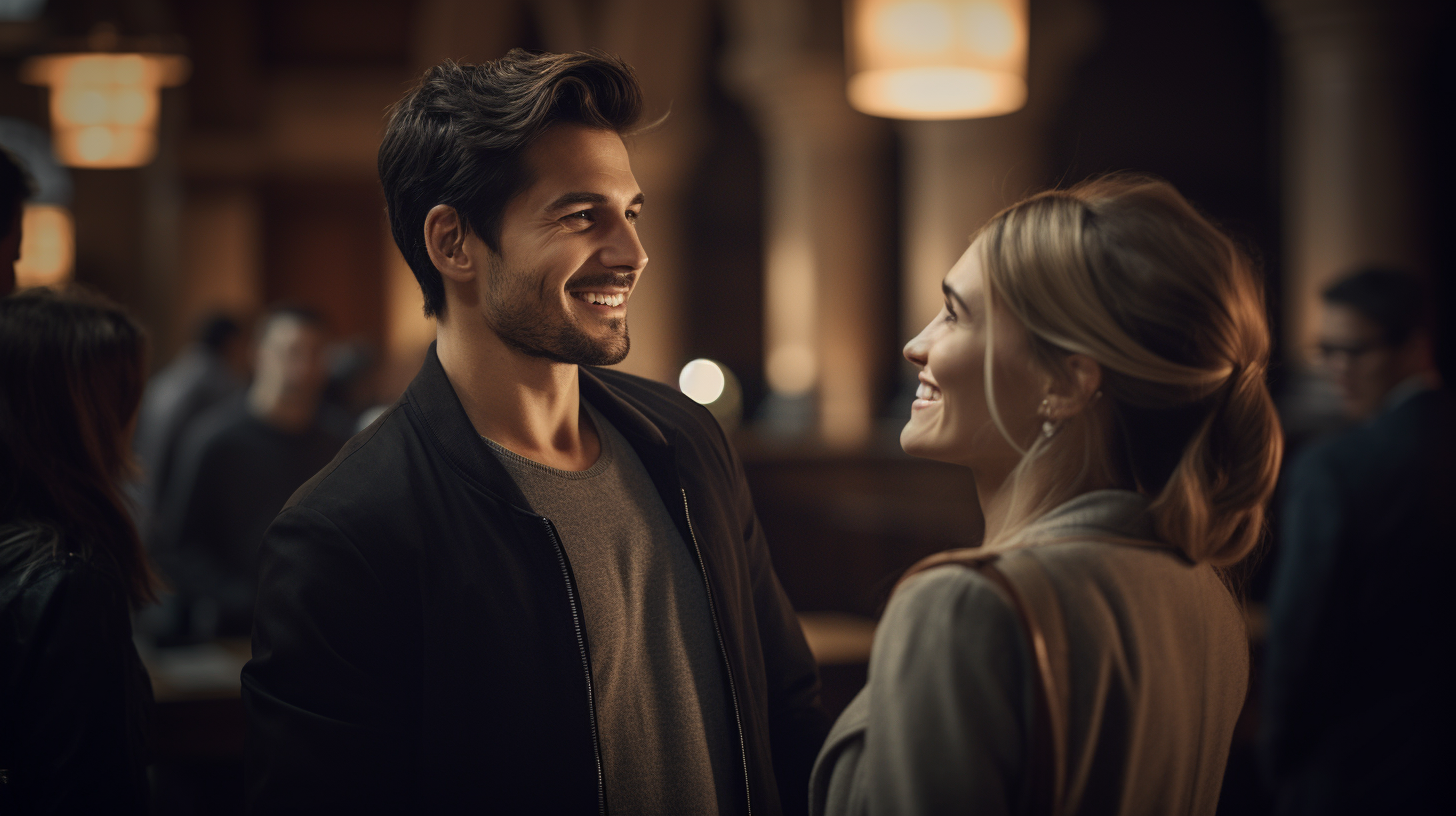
[571, 291, 626, 307]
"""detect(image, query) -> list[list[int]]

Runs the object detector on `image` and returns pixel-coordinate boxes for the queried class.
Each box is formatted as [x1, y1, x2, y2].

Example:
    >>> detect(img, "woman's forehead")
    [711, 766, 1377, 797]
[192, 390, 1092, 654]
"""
[945, 245, 985, 299]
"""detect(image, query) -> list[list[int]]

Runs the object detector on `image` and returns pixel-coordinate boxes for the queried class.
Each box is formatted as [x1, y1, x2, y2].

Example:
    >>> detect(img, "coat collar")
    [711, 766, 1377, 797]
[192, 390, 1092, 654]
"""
[402, 343, 676, 511]
[1015, 489, 1158, 547]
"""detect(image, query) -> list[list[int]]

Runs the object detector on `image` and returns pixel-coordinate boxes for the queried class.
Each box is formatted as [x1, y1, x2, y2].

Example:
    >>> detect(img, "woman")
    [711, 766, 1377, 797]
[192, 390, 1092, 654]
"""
[811, 176, 1281, 815]
[0, 286, 157, 814]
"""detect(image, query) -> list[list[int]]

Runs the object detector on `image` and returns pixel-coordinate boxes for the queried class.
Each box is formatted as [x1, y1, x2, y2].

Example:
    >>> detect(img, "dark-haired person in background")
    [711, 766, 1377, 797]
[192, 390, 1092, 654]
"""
[133, 311, 247, 530]
[153, 306, 344, 641]
[0, 287, 157, 814]
[1, 146, 33, 296]
[243, 50, 827, 815]
[1262, 268, 1448, 815]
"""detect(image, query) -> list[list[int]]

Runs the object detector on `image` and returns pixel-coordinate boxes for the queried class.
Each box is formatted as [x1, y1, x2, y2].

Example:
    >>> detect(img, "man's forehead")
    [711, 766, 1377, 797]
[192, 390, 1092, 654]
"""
[1320, 303, 1380, 339]
[521, 124, 640, 204]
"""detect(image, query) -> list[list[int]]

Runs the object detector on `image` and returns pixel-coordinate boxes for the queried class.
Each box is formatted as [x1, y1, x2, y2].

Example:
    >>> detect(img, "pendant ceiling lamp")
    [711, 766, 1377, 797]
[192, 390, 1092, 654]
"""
[20, 22, 189, 169]
[846, 0, 1028, 120]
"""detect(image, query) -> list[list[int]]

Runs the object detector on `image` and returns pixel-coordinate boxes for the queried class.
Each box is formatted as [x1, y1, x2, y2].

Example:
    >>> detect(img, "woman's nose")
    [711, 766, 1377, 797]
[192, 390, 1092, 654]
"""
[904, 330, 929, 367]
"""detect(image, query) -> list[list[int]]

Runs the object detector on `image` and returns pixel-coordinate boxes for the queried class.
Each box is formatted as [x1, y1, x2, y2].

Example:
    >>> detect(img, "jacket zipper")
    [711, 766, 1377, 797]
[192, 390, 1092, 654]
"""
[542, 517, 607, 816]
[681, 488, 753, 816]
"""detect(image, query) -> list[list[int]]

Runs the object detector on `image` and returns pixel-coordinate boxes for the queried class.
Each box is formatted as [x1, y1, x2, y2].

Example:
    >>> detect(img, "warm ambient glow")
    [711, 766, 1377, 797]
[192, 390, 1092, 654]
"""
[14, 204, 74, 289]
[679, 359, 728, 405]
[847, 0, 1028, 120]
[21, 53, 190, 168]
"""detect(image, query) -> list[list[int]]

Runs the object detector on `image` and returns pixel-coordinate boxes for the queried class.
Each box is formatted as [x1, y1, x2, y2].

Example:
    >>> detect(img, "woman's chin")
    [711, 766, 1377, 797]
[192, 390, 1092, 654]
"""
[899, 422, 942, 461]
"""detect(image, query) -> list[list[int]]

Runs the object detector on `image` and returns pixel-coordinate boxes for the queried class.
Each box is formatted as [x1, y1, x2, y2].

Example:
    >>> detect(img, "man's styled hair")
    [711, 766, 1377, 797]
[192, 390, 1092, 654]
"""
[378, 50, 645, 318]
[1322, 267, 1434, 347]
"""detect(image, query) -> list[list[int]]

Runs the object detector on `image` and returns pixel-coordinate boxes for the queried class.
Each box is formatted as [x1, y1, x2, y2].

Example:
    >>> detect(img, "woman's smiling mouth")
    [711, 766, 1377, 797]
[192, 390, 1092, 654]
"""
[913, 378, 942, 410]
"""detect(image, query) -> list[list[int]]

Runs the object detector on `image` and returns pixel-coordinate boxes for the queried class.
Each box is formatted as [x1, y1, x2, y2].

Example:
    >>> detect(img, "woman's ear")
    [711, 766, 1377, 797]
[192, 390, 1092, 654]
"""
[423, 204, 480, 284]
[1044, 353, 1104, 420]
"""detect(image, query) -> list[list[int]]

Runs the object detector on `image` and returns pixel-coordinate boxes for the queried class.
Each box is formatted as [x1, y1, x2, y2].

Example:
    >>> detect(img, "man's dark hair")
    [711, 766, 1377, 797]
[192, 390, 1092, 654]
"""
[0, 145, 35, 230]
[196, 312, 241, 353]
[1322, 267, 1434, 347]
[378, 49, 644, 318]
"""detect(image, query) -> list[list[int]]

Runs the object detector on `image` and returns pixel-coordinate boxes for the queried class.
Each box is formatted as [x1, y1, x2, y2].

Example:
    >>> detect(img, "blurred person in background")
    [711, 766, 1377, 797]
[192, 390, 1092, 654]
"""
[1311, 268, 1441, 421]
[244, 50, 827, 816]
[1262, 268, 1448, 815]
[811, 176, 1281, 815]
[316, 339, 378, 437]
[1, 146, 33, 296]
[132, 311, 247, 529]
[152, 305, 345, 641]
[0, 287, 158, 814]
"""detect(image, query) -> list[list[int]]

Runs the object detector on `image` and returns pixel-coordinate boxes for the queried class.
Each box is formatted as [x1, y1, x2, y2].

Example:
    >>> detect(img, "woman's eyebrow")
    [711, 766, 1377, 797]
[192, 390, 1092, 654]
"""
[942, 280, 973, 314]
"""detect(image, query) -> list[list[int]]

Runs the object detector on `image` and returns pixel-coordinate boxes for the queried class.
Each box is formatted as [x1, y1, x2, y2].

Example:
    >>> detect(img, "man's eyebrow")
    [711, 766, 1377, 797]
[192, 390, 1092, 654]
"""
[545, 191, 646, 211]
[942, 281, 973, 314]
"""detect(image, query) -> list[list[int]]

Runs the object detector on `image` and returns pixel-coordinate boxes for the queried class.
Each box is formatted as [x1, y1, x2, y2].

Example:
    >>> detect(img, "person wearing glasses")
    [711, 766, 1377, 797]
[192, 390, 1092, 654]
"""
[1311, 269, 1441, 422]
[1262, 268, 1447, 815]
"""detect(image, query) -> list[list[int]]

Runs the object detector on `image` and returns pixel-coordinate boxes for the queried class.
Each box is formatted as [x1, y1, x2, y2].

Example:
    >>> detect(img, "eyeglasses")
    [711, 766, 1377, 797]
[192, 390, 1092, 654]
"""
[1316, 340, 1385, 362]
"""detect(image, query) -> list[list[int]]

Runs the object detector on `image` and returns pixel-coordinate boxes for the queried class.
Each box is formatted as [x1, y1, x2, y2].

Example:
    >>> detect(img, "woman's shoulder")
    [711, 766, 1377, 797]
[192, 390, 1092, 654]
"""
[1, 524, 125, 610]
[878, 565, 1026, 658]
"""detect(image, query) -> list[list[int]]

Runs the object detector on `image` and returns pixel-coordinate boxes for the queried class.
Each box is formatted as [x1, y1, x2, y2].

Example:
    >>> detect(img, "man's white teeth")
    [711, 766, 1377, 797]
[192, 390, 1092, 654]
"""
[580, 292, 625, 307]
[916, 382, 941, 401]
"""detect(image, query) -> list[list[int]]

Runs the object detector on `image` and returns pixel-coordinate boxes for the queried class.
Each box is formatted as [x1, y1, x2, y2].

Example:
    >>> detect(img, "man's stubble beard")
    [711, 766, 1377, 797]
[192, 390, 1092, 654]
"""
[483, 254, 631, 367]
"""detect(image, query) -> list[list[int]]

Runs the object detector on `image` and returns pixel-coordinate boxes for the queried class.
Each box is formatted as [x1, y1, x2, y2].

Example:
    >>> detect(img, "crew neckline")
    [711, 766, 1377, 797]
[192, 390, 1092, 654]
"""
[480, 403, 615, 480]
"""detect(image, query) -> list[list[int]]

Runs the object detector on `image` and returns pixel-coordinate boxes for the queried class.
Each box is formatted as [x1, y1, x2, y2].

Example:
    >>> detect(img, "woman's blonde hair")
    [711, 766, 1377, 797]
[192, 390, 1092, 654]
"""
[974, 175, 1281, 566]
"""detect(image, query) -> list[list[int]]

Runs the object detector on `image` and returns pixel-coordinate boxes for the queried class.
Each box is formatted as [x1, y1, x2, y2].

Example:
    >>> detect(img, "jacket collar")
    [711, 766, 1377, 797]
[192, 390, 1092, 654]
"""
[402, 343, 677, 511]
[1016, 489, 1158, 546]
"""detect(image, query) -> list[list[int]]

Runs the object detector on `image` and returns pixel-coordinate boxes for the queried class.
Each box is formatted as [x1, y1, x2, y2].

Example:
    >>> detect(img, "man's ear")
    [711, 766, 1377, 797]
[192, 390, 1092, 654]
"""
[1043, 352, 1104, 420]
[423, 204, 482, 284]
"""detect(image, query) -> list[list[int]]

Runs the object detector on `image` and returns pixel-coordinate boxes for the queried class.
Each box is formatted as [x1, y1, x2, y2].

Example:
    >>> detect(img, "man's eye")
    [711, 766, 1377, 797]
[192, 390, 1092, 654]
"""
[626, 210, 641, 222]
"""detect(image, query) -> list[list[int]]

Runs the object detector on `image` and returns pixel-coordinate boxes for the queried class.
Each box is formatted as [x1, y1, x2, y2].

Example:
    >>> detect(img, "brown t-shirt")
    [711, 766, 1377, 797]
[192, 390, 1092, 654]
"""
[483, 404, 741, 815]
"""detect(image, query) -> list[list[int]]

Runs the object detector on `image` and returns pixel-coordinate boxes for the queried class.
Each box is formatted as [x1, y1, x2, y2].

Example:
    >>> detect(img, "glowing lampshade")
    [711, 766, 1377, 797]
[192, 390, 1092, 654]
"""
[846, 0, 1028, 120]
[22, 53, 189, 168]
[14, 204, 75, 289]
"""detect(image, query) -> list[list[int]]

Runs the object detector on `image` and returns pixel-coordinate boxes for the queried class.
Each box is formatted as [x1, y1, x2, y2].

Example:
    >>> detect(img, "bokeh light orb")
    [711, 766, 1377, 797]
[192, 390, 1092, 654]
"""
[679, 358, 728, 405]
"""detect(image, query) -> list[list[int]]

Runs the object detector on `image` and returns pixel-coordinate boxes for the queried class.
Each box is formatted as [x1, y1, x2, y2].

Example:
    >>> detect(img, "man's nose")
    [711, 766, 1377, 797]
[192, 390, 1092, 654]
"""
[599, 216, 648, 272]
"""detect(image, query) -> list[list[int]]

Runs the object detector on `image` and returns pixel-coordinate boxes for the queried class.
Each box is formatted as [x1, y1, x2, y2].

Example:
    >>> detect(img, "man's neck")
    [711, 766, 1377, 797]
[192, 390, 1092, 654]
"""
[435, 318, 600, 472]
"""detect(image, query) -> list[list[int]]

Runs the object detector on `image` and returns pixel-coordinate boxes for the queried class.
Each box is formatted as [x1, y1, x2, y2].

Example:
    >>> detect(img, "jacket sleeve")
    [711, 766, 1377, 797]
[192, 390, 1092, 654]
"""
[823, 567, 1030, 816]
[727, 435, 833, 815]
[242, 505, 414, 815]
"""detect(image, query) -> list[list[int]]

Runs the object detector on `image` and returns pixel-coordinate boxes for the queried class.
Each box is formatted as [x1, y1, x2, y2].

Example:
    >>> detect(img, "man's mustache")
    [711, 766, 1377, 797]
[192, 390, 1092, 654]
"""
[566, 272, 636, 291]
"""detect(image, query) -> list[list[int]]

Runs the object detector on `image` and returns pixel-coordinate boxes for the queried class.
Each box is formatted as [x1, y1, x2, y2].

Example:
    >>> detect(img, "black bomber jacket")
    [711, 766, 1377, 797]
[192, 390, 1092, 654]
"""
[242, 344, 830, 815]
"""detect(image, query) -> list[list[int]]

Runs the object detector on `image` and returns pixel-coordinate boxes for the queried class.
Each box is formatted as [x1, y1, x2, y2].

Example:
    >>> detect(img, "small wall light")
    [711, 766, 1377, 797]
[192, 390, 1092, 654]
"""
[846, 0, 1028, 120]
[22, 48, 189, 168]
[14, 203, 75, 288]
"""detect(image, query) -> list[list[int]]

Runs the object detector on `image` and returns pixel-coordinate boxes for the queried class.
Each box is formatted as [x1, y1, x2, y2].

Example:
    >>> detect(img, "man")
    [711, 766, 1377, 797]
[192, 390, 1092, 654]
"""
[1312, 268, 1440, 421]
[133, 312, 247, 527]
[1262, 268, 1449, 815]
[1, 146, 32, 296]
[242, 51, 828, 815]
[155, 306, 344, 640]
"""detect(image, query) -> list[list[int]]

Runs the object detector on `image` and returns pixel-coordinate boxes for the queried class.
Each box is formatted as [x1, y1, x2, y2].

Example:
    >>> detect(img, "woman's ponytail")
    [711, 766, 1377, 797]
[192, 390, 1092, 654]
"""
[1150, 362, 1282, 565]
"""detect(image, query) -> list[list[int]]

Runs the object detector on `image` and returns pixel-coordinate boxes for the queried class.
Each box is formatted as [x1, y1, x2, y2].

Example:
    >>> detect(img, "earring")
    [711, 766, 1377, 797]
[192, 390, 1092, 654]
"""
[1038, 397, 1059, 439]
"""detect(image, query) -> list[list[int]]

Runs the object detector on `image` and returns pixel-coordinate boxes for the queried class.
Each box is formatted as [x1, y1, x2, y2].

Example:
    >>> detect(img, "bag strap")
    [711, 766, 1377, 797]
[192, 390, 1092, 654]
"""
[948, 553, 1067, 816]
